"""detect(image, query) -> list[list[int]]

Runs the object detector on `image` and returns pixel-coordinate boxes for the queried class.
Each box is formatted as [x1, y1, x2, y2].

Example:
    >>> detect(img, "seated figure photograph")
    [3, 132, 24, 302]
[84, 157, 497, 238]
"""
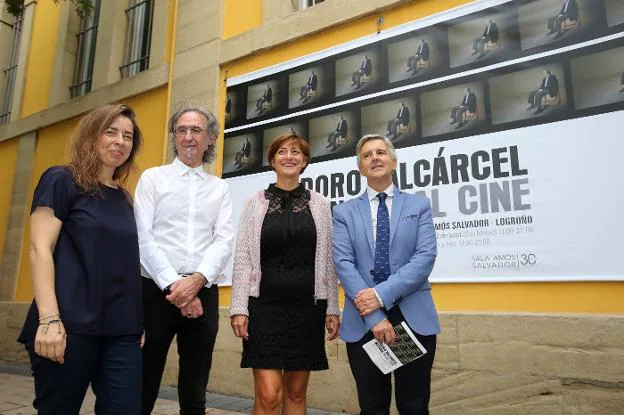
[450, 87, 478, 129]
[256, 84, 273, 113]
[327, 115, 349, 151]
[547, 0, 579, 39]
[386, 102, 410, 140]
[527, 69, 559, 114]
[225, 95, 232, 121]
[406, 39, 430, 75]
[472, 19, 499, 59]
[234, 137, 252, 169]
[299, 71, 318, 103]
[351, 55, 373, 89]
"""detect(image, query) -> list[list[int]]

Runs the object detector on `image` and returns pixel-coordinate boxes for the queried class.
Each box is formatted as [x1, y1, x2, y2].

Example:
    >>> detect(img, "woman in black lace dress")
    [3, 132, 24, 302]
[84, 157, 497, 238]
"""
[230, 132, 340, 415]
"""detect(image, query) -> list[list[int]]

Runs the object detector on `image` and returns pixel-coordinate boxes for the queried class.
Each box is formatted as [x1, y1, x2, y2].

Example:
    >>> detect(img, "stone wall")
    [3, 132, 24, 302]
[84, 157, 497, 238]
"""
[2, 303, 622, 414]
[161, 310, 624, 414]
[0, 302, 29, 364]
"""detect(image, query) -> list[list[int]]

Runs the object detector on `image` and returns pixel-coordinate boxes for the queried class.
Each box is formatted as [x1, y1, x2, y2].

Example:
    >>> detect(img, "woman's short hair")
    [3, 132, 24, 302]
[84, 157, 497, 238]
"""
[355, 134, 397, 168]
[67, 103, 143, 194]
[267, 132, 310, 174]
[168, 104, 219, 164]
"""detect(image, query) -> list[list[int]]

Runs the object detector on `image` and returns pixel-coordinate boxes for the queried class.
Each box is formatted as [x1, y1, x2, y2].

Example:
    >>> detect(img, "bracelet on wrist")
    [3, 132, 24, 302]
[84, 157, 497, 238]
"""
[38, 313, 60, 322]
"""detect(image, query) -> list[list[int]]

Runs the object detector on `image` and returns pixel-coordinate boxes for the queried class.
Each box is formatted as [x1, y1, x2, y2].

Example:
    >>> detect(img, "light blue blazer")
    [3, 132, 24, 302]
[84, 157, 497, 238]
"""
[332, 187, 440, 342]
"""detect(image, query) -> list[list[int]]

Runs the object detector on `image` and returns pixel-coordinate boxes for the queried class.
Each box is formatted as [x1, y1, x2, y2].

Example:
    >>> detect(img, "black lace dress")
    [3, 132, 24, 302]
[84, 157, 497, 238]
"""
[241, 184, 328, 371]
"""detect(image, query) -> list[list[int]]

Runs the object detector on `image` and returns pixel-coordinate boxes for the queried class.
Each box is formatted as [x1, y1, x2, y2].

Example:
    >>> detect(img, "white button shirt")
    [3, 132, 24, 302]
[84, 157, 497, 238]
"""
[134, 158, 234, 290]
[367, 183, 395, 308]
[367, 183, 395, 242]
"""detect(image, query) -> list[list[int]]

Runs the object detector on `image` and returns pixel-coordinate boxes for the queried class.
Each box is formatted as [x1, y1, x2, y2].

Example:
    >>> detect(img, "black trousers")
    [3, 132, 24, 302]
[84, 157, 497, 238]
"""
[473, 35, 491, 55]
[327, 131, 342, 148]
[547, 16, 556, 33]
[300, 84, 312, 99]
[529, 89, 550, 109]
[141, 278, 219, 415]
[548, 13, 573, 34]
[235, 150, 244, 165]
[407, 55, 422, 70]
[352, 70, 365, 86]
[450, 105, 467, 123]
[346, 307, 437, 415]
[387, 119, 402, 137]
[472, 37, 484, 53]
[26, 333, 142, 414]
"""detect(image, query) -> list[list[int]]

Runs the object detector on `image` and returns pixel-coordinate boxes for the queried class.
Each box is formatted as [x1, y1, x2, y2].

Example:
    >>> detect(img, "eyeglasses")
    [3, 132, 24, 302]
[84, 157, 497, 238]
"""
[174, 126, 207, 137]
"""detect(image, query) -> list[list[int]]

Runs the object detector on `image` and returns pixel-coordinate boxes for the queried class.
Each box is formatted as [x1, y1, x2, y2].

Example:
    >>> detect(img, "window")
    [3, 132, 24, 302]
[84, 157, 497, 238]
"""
[0, 13, 23, 124]
[69, 0, 101, 98]
[300, 0, 325, 10]
[120, 0, 154, 78]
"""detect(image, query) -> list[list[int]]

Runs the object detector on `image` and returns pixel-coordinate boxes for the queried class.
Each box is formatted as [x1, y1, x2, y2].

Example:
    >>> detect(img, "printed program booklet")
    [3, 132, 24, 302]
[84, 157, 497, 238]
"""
[362, 321, 427, 374]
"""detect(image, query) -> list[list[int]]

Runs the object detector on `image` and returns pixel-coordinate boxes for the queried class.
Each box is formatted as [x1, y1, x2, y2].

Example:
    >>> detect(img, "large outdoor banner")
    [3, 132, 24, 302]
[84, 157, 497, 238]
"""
[222, 0, 624, 283]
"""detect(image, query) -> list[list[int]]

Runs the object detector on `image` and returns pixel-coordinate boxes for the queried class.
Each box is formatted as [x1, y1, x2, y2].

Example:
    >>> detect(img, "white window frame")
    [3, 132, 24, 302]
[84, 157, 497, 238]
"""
[69, 0, 101, 98]
[120, 0, 154, 79]
[0, 13, 23, 124]
[300, 0, 325, 10]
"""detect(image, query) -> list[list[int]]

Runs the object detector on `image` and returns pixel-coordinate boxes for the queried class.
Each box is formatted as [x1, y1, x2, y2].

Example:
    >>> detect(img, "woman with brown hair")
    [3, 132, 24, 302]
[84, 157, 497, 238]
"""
[18, 104, 144, 414]
[230, 132, 340, 415]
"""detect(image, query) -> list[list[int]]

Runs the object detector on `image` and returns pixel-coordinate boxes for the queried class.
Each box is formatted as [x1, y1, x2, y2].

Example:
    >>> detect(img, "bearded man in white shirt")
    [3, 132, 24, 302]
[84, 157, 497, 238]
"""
[134, 105, 234, 415]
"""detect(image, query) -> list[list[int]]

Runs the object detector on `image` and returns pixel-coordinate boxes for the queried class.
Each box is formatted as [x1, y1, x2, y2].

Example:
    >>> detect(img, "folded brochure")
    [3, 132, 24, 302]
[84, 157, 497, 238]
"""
[362, 321, 427, 374]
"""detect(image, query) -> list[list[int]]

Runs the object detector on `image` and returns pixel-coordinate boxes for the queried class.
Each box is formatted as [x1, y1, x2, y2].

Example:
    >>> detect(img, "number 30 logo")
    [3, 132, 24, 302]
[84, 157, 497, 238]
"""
[520, 254, 536, 265]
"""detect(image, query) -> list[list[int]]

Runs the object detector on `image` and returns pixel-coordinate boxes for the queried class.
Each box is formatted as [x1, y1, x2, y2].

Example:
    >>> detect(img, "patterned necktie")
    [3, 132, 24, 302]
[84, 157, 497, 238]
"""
[373, 192, 390, 284]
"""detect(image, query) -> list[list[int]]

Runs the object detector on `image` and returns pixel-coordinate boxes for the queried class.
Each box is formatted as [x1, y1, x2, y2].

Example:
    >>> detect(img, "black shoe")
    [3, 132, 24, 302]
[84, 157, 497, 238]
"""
[455, 122, 464, 129]
[620, 88, 624, 92]
[477, 53, 486, 59]
[450, 119, 457, 125]
[534, 108, 544, 115]
[554, 32, 563, 39]
[331, 146, 337, 151]
[325, 143, 332, 148]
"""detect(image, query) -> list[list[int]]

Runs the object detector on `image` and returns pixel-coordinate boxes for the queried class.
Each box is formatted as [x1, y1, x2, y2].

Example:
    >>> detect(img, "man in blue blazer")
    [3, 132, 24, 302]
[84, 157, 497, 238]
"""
[333, 134, 439, 414]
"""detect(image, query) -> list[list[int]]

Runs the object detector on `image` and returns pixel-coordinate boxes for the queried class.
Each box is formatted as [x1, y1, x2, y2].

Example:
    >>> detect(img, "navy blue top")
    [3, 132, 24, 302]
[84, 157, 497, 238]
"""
[18, 166, 143, 343]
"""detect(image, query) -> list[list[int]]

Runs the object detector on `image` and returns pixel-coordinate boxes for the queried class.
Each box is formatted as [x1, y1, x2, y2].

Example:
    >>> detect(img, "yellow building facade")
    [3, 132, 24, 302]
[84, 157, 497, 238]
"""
[0, 1, 622, 413]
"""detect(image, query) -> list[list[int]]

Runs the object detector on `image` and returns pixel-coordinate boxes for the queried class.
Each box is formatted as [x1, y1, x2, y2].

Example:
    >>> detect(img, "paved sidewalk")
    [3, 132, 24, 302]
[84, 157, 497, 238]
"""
[0, 363, 345, 414]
